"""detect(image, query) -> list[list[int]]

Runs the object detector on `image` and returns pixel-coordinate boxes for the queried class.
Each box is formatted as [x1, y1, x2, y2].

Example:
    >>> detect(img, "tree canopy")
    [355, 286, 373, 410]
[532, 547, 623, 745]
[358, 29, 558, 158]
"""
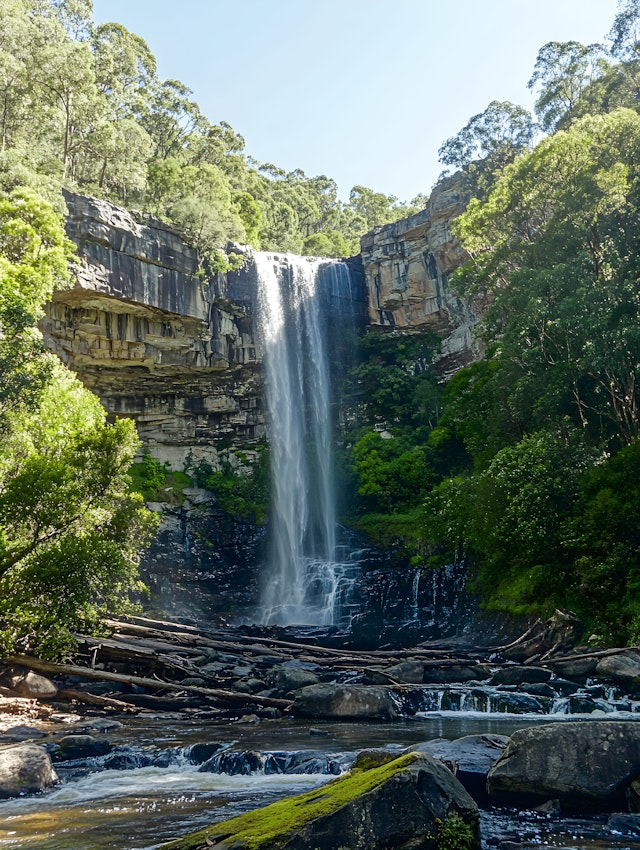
[0, 0, 421, 261]
[0, 185, 157, 656]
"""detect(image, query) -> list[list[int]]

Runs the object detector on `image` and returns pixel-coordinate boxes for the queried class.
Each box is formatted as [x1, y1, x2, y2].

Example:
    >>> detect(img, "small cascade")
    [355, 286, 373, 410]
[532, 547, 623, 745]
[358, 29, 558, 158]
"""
[410, 568, 421, 621]
[254, 253, 361, 626]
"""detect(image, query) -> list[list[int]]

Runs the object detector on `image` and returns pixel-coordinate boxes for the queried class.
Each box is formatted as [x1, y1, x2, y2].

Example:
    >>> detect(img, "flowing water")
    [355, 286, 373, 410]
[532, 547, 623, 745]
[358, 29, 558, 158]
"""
[254, 253, 359, 626]
[0, 714, 556, 850]
[3, 710, 640, 849]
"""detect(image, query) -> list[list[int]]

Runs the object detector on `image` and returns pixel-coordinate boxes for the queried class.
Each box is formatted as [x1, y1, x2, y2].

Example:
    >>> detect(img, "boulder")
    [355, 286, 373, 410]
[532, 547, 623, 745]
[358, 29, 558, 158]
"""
[488, 721, 640, 809]
[385, 660, 425, 683]
[54, 735, 112, 761]
[0, 726, 47, 743]
[490, 692, 545, 714]
[0, 744, 57, 798]
[596, 654, 640, 692]
[489, 666, 551, 686]
[412, 734, 509, 802]
[422, 665, 491, 684]
[291, 685, 400, 721]
[548, 657, 598, 680]
[608, 813, 640, 836]
[7, 670, 57, 699]
[266, 666, 320, 696]
[159, 752, 479, 849]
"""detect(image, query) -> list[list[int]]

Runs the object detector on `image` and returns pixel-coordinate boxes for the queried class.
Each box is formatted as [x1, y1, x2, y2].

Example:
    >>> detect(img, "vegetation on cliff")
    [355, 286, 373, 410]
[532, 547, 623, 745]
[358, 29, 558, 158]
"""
[0, 186, 158, 657]
[0, 0, 420, 263]
[347, 0, 640, 645]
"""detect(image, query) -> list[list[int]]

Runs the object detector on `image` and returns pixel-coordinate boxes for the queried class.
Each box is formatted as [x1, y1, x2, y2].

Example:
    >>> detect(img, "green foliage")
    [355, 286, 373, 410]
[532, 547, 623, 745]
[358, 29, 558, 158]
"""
[351, 330, 442, 431]
[527, 41, 607, 131]
[0, 362, 158, 657]
[129, 453, 166, 500]
[342, 330, 444, 554]
[0, 1, 418, 262]
[190, 448, 269, 524]
[430, 815, 475, 850]
[0, 186, 75, 429]
[0, 185, 157, 657]
[609, 0, 640, 59]
[560, 436, 640, 644]
[423, 102, 640, 640]
[351, 432, 434, 516]
[438, 100, 535, 198]
[453, 108, 640, 448]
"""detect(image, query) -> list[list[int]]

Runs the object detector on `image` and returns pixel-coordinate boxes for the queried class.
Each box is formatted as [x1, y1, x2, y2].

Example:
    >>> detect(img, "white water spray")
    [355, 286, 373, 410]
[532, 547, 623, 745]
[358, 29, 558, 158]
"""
[255, 253, 356, 625]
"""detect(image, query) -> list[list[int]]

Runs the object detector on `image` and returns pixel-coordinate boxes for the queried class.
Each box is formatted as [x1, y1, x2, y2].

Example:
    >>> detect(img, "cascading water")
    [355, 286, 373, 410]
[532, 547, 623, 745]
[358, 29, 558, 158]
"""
[254, 252, 360, 626]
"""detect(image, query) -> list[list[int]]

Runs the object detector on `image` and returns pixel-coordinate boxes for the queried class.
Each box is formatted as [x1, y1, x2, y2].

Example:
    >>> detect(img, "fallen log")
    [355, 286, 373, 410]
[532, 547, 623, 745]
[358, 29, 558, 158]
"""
[56, 688, 139, 712]
[75, 636, 198, 678]
[5, 655, 293, 711]
[489, 620, 543, 653]
[105, 618, 463, 661]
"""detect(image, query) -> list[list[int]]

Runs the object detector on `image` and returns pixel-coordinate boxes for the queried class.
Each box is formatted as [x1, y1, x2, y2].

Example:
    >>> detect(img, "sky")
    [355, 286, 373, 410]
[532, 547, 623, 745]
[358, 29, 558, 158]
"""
[92, 0, 620, 202]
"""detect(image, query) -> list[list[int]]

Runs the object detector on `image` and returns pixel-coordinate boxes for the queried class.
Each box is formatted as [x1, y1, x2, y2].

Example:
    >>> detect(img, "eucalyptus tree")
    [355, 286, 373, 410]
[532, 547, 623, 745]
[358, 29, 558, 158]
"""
[438, 100, 535, 198]
[454, 108, 640, 447]
[527, 40, 607, 131]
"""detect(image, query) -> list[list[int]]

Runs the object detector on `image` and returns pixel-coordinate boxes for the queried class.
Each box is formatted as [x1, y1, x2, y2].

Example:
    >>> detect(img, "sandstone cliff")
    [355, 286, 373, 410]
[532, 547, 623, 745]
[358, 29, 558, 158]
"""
[41, 191, 264, 470]
[359, 174, 480, 372]
[42, 183, 477, 470]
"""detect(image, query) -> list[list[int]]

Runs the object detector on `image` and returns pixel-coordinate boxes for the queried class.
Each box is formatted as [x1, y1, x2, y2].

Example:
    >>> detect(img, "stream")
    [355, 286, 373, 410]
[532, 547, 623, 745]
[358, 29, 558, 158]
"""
[3, 711, 640, 849]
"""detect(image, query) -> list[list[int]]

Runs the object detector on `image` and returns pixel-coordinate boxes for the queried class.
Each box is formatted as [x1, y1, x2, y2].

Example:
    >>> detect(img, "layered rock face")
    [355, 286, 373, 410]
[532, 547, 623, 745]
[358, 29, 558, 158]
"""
[41, 191, 263, 470]
[360, 174, 480, 373]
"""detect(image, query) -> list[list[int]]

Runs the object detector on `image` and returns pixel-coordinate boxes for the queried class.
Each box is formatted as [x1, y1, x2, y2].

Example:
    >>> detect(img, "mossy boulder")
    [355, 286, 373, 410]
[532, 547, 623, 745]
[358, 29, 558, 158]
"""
[160, 752, 479, 849]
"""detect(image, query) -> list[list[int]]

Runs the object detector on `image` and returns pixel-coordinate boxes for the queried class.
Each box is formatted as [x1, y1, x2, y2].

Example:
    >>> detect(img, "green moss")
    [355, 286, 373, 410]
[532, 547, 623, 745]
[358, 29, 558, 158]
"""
[160, 752, 419, 850]
[351, 748, 399, 772]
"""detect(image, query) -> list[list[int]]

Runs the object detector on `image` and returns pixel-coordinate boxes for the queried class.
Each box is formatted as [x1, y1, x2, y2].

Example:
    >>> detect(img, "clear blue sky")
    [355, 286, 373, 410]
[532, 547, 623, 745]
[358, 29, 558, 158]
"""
[92, 0, 620, 202]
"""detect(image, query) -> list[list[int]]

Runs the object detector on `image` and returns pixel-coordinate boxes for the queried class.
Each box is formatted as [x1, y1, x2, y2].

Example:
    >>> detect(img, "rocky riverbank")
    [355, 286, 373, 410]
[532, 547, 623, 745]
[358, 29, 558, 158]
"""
[3, 613, 640, 848]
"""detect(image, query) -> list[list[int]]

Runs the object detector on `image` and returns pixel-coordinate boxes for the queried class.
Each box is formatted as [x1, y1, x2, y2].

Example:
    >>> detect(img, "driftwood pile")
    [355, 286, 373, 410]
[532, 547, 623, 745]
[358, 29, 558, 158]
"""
[3, 615, 488, 717]
[1, 610, 631, 720]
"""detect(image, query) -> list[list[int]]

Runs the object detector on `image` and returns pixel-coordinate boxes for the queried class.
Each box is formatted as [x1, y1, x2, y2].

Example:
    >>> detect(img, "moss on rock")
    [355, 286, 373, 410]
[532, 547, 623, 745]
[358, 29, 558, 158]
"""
[160, 751, 479, 850]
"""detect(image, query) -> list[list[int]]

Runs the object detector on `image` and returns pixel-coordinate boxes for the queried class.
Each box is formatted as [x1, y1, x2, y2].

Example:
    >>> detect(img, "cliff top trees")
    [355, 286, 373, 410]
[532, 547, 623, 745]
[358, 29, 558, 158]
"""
[438, 100, 535, 198]
[527, 40, 607, 131]
[0, 0, 419, 259]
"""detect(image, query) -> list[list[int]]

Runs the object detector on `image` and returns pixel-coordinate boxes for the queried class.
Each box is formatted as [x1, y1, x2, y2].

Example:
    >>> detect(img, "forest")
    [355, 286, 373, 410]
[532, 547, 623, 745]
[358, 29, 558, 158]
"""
[346, 1, 640, 645]
[3, 0, 640, 655]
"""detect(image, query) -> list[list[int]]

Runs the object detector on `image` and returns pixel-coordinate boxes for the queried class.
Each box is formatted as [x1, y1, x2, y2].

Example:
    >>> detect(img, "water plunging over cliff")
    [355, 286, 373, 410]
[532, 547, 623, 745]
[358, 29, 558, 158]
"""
[254, 253, 359, 626]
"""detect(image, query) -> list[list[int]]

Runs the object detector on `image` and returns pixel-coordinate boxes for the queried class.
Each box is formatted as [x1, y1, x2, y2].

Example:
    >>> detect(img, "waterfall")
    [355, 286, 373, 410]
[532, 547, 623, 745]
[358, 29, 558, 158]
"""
[254, 252, 358, 626]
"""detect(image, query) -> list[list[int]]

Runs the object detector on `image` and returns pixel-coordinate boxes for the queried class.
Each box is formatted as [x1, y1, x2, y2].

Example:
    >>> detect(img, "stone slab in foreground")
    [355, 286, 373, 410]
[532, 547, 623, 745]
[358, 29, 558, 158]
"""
[160, 752, 479, 850]
[488, 720, 640, 809]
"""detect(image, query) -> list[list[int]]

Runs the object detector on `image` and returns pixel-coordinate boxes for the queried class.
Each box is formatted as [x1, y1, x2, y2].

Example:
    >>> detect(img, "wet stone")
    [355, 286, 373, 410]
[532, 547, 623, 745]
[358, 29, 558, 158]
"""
[608, 813, 640, 837]
[519, 683, 556, 698]
[0, 726, 47, 743]
[54, 735, 112, 761]
[490, 666, 551, 686]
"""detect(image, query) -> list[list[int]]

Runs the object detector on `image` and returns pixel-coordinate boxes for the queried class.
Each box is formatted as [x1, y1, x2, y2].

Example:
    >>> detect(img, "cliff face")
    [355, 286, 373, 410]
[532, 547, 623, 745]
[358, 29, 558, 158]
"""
[359, 175, 480, 372]
[39, 187, 478, 625]
[41, 191, 263, 470]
